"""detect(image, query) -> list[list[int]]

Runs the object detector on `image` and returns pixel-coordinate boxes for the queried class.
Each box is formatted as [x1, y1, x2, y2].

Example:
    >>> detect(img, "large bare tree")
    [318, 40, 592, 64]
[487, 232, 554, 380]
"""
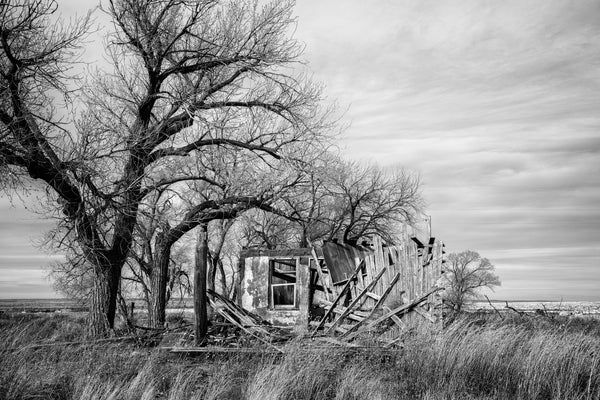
[1, 0, 331, 336]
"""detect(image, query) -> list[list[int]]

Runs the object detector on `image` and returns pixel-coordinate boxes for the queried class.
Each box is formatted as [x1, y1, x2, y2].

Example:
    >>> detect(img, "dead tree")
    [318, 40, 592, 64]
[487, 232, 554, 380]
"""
[241, 154, 423, 248]
[1, 0, 332, 336]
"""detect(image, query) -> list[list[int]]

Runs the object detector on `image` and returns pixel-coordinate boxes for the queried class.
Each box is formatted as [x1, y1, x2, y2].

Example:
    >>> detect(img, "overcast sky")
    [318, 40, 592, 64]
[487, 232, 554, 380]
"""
[1, 0, 599, 300]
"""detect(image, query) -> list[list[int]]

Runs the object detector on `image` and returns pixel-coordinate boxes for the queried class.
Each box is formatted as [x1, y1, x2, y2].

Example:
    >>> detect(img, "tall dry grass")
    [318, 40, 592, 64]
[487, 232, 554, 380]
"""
[0, 312, 599, 399]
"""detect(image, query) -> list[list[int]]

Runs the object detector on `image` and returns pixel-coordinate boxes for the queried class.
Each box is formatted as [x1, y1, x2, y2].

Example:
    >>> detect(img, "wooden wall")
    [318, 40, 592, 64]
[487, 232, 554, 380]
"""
[239, 232, 445, 338]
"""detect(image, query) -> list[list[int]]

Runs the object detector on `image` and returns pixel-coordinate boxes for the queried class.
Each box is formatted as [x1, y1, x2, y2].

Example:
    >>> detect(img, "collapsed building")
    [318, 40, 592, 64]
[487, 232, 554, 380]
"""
[237, 219, 446, 342]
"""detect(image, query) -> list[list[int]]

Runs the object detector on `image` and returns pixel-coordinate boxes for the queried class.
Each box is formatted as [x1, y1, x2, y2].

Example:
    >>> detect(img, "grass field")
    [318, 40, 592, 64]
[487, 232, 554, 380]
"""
[1, 310, 599, 400]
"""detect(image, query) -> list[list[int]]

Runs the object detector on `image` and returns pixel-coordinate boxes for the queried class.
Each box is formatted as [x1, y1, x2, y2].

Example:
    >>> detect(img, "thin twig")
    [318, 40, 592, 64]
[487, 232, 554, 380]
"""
[485, 295, 503, 319]
[505, 301, 526, 316]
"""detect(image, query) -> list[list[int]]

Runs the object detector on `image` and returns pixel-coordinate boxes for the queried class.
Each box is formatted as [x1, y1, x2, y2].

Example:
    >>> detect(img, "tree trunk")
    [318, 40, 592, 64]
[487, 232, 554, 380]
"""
[117, 287, 134, 330]
[217, 259, 228, 297]
[194, 223, 208, 346]
[300, 228, 308, 248]
[149, 236, 171, 328]
[88, 264, 121, 337]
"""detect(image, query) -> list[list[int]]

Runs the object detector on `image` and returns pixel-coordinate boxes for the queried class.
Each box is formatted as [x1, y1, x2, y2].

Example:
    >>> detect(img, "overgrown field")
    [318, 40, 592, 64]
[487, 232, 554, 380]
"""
[1, 312, 599, 400]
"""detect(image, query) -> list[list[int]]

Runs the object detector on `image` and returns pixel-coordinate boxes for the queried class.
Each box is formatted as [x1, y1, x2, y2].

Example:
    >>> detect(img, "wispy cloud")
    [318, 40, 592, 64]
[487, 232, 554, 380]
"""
[0, 0, 598, 300]
[296, 0, 600, 300]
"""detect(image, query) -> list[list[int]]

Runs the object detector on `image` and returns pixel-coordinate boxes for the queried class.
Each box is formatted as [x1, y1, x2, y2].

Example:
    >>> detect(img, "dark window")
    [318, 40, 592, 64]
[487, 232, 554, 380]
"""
[270, 259, 297, 309]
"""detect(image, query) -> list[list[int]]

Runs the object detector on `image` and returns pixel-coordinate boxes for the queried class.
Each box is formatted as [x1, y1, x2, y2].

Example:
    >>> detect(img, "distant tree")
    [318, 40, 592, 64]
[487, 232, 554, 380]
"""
[442, 250, 501, 315]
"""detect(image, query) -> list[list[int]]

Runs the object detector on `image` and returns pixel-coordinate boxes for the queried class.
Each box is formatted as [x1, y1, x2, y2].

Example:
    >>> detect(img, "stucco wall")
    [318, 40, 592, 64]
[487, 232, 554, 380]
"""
[241, 254, 311, 332]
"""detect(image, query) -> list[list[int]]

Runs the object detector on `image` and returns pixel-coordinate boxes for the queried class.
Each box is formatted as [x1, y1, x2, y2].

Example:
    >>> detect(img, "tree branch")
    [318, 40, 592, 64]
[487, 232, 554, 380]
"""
[148, 137, 281, 163]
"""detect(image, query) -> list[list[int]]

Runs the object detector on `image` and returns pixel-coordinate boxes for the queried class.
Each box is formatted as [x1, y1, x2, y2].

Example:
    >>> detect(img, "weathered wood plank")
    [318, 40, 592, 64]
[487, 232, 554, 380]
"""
[414, 306, 436, 323]
[240, 248, 317, 258]
[384, 336, 404, 348]
[311, 259, 365, 336]
[167, 346, 282, 354]
[348, 286, 443, 338]
[309, 321, 349, 335]
[366, 292, 381, 301]
[383, 306, 407, 331]
[310, 246, 330, 302]
[325, 267, 387, 335]
[341, 272, 401, 340]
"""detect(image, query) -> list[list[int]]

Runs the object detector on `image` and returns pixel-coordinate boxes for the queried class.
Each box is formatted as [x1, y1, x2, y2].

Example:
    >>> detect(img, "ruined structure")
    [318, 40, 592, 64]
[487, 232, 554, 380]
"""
[238, 221, 446, 342]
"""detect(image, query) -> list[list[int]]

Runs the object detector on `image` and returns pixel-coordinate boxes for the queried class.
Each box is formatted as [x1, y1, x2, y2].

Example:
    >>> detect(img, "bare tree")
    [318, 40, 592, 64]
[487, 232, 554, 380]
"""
[0, 0, 114, 334]
[442, 250, 501, 315]
[323, 160, 422, 245]
[242, 155, 423, 248]
[207, 218, 235, 294]
[1, 0, 331, 336]
[146, 155, 305, 329]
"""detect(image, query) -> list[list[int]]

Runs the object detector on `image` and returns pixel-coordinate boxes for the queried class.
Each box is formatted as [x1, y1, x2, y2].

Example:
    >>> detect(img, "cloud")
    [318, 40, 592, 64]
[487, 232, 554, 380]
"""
[0, 268, 58, 299]
[0, 198, 61, 298]
[0, 255, 66, 270]
[0, 199, 56, 257]
[295, 0, 600, 300]
[0, 0, 598, 301]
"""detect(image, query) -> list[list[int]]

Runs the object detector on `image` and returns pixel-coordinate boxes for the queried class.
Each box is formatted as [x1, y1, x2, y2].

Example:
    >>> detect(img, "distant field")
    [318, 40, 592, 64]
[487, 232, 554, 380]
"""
[3, 298, 599, 316]
[0, 298, 194, 312]
[469, 300, 600, 316]
[0, 298, 87, 312]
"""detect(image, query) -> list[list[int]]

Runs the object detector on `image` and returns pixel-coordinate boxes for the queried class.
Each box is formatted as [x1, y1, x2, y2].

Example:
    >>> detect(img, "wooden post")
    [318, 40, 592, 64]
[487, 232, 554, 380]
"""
[194, 223, 208, 346]
[129, 302, 135, 321]
[310, 245, 330, 302]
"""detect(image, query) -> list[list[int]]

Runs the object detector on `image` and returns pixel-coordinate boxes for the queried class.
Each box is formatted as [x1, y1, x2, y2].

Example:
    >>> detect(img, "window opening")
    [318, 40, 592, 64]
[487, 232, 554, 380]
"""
[270, 259, 297, 309]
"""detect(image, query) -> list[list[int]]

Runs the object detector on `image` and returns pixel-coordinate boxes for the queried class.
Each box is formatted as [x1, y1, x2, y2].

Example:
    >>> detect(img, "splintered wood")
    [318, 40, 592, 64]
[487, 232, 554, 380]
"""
[207, 289, 288, 351]
[312, 236, 444, 346]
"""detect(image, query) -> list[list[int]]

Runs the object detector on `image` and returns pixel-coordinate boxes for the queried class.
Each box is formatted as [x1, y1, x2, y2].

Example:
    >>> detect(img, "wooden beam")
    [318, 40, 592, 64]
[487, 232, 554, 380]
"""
[310, 245, 330, 302]
[167, 346, 282, 355]
[366, 292, 381, 301]
[384, 308, 407, 332]
[321, 300, 371, 318]
[318, 337, 359, 348]
[347, 286, 443, 338]
[325, 267, 387, 335]
[413, 306, 436, 323]
[311, 259, 364, 336]
[411, 237, 424, 248]
[384, 336, 405, 348]
[309, 321, 349, 335]
[341, 272, 401, 339]
[322, 307, 364, 322]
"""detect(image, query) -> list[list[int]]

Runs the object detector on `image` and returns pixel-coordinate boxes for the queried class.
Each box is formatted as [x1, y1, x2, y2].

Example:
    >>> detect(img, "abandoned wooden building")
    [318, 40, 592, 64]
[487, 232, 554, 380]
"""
[237, 221, 446, 341]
